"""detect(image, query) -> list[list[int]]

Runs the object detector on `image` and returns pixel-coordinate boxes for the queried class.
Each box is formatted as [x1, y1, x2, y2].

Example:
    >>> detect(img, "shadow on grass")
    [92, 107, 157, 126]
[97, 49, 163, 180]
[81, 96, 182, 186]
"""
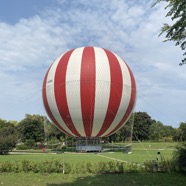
[46, 172, 186, 186]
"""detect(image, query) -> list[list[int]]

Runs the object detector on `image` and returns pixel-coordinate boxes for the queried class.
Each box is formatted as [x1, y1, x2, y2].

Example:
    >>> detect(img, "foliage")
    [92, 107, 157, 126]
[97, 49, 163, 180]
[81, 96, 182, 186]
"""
[0, 158, 182, 174]
[149, 121, 165, 141]
[173, 128, 182, 142]
[46, 123, 66, 141]
[154, 0, 186, 65]
[16, 114, 45, 144]
[144, 159, 176, 173]
[162, 125, 175, 141]
[24, 139, 36, 149]
[106, 113, 134, 143]
[133, 112, 154, 141]
[173, 142, 186, 172]
[0, 159, 144, 174]
[0, 135, 17, 155]
[179, 122, 186, 141]
[16, 144, 30, 150]
[149, 121, 185, 142]
[149, 121, 175, 141]
[106, 112, 154, 143]
[0, 121, 18, 155]
[32, 115, 66, 144]
[1, 112, 185, 145]
[0, 119, 15, 129]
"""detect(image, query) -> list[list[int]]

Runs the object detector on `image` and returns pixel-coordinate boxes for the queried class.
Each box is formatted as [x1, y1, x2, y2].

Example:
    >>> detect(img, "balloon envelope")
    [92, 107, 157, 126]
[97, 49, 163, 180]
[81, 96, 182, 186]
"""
[42, 46, 136, 137]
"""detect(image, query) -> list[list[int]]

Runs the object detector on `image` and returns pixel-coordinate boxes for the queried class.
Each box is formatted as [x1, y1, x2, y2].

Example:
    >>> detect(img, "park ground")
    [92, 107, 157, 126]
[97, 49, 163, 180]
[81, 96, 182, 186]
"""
[0, 142, 186, 186]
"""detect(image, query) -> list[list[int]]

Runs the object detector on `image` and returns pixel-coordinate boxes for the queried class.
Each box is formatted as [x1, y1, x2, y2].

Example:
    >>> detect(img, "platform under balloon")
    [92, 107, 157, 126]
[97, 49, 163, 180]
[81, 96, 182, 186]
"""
[75, 137, 102, 152]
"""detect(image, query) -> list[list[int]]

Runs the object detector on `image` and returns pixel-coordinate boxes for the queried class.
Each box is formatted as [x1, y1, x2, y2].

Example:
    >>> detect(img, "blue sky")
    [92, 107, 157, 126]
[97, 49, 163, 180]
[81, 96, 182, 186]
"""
[0, 0, 185, 127]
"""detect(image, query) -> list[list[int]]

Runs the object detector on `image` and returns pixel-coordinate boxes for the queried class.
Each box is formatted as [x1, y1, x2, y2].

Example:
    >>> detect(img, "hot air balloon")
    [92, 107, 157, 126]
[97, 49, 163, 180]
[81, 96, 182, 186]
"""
[42, 46, 136, 151]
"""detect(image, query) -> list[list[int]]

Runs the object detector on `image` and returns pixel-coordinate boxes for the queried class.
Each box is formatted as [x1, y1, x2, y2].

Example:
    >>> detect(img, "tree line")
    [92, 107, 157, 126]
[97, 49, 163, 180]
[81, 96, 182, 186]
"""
[0, 112, 186, 154]
[108, 112, 186, 143]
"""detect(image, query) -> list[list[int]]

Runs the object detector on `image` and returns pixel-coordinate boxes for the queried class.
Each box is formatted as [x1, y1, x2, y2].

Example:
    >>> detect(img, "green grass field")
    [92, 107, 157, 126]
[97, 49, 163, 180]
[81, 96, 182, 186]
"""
[0, 172, 186, 186]
[0, 142, 176, 164]
[1, 142, 185, 186]
[101, 142, 177, 163]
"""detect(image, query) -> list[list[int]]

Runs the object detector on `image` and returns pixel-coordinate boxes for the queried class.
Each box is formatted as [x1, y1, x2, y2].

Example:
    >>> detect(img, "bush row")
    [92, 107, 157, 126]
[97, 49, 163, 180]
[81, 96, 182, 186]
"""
[144, 160, 180, 173]
[0, 159, 181, 174]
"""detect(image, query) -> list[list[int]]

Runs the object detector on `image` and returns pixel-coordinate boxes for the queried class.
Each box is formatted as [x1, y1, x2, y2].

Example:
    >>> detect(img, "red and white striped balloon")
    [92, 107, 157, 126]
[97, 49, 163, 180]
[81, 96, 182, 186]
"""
[42, 46, 136, 137]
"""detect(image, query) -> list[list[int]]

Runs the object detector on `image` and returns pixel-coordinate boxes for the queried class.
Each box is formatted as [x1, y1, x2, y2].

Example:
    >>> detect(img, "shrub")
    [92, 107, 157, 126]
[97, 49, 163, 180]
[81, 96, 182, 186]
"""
[33, 143, 45, 149]
[0, 159, 176, 174]
[61, 145, 67, 150]
[173, 142, 186, 172]
[144, 160, 158, 172]
[0, 135, 17, 155]
[0, 161, 14, 172]
[24, 139, 35, 149]
[0, 126, 17, 155]
[16, 144, 30, 150]
[144, 159, 176, 173]
[22, 160, 31, 172]
[124, 162, 143, 173]
[86, 162, 94, 173]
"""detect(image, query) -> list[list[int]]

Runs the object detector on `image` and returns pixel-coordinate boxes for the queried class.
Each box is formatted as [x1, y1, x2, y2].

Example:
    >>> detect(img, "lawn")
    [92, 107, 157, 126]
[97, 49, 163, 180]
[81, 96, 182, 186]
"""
[111, 141, 177, 150]
[0, 142, 177, 164]
[0, 149, 173, 165]
[0, 172, 186, 186]
[0, 142, 184, 186]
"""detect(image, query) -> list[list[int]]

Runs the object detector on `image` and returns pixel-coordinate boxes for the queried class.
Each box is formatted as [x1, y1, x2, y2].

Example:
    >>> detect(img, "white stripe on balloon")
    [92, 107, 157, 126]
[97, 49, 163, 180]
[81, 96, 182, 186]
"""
[46, 55, 75, 136]
[66, 47, 86, 137]
[91, 47, 111, 137]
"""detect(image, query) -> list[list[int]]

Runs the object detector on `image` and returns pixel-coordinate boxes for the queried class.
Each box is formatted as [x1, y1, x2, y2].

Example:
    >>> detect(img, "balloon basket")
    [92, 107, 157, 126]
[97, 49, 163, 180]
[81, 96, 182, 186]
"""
[75, 137, 102, 152]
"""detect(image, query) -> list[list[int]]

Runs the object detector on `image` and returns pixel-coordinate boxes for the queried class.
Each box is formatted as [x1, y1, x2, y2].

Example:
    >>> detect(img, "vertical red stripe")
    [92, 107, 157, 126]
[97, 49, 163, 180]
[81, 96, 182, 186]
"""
[105, 64, 136, 136]
[54, 50, 81, 137]
[80, 47, 96, 137]
[96, 49, 123, 137]
[42, 67, 72, 136]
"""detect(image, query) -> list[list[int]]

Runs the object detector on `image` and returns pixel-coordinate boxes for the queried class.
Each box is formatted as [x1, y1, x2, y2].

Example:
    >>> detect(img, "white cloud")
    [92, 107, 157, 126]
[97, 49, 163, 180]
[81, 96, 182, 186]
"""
[0, 0, 185, 126]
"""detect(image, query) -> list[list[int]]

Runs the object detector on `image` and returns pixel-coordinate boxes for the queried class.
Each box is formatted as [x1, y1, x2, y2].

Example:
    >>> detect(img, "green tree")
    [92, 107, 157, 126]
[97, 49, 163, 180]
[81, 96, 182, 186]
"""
[0, 119, 14, 128]
[154, 0, 186, 65]
[0, 119, 17, 155]
[109, 129, 123, 143]
[107, 113, 135, 143]
[149, 121, 165, 141]
[162, 125, 175, 141]
[173, 142, 186, 172]
[173, 128, 182, 142]
[46, 123, 66, 142]
[179, 122, 186, 141]
[133, 112, 154, 141]
[17, 114, 45, 146]
[149, 121, 176, 141]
